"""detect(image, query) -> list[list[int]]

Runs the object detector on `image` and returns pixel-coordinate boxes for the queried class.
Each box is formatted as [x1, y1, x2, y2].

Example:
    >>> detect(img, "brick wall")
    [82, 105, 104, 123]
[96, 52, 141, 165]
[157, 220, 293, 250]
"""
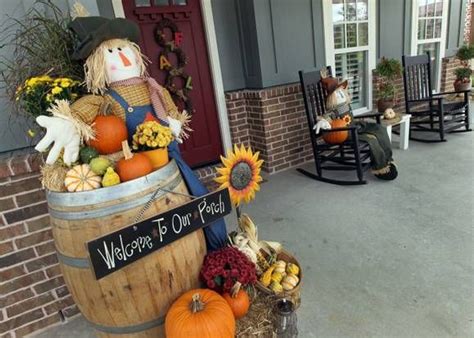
[0, 154, 79, 338]
[440, 56, 463, 93]
[372, 72, 405, 113]
[225, 84, 313, 174]
[465, 1, 472, 43]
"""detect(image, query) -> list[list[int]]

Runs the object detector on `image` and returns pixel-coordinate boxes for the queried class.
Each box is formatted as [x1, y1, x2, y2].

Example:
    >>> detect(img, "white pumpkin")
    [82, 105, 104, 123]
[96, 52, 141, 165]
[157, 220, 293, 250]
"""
[281, 274, 299, 291]
[64, 164, 102, 192]
[384, 108, 396, 120]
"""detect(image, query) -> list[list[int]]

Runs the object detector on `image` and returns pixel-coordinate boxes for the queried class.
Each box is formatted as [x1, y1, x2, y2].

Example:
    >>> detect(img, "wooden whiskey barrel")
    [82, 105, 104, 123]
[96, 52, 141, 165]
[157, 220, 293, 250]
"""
[47, 160, 206, 338]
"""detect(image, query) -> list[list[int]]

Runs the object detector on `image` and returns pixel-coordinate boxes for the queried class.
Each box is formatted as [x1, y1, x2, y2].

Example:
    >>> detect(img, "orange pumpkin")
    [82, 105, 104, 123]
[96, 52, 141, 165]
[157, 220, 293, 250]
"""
[88, 115, 128, 154]
[322, 118, 349, 144]
[222, 282, 250, 319]
[165, 289, 236, 338]
[116, 141, 153, 182]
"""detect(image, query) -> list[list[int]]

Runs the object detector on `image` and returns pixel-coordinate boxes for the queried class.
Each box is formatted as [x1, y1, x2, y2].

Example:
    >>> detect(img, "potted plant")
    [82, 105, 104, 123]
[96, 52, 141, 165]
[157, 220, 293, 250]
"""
[132, 120, 174, 169]
[375, 57, 403, 112]
[453, 44, 474, 91]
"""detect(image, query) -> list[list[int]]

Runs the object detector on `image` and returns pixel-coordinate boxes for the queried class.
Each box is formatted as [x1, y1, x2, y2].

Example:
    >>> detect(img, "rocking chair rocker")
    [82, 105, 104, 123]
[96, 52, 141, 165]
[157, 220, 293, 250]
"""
[297, 68, 382, 185]
[402, 52, 471, 142]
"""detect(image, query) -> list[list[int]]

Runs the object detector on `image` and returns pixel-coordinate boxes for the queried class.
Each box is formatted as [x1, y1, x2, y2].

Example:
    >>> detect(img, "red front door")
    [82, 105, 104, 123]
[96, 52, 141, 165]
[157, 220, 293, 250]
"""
[122, 0, 223, 168]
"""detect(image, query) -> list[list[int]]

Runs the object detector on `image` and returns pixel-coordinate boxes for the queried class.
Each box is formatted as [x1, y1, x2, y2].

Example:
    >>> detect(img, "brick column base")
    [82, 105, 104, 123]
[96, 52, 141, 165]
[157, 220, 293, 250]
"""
[225, 84, 313, 174]
[0, 153, 79, 338]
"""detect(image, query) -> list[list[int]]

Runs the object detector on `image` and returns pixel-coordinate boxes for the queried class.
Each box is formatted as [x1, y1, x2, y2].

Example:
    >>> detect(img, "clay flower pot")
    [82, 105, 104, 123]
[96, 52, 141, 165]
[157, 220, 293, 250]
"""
[377, 98, 394, 112]
[453, 80, 471, 92]
[142, 147, 169, 170]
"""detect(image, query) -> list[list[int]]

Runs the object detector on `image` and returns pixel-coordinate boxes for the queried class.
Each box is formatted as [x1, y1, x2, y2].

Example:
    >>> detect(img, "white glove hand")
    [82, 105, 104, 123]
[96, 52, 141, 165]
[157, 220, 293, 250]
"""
[168, 117, 183, 144]
[35, 116, 80, 165]
[313, 118, 331, 134]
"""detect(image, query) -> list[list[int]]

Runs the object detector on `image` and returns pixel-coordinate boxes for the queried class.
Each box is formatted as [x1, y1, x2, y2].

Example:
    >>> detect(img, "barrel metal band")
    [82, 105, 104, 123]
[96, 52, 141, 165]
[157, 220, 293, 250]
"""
[57, 251, 90, 269]
[49, 174, 182, 220]
[46, 160, 178, 206]
[86, 315, 165, 334]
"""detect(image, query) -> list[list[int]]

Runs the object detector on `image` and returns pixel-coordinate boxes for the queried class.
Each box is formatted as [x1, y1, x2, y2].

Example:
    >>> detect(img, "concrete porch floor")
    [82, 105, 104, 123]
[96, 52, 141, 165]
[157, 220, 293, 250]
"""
[35, 129, 473, 337]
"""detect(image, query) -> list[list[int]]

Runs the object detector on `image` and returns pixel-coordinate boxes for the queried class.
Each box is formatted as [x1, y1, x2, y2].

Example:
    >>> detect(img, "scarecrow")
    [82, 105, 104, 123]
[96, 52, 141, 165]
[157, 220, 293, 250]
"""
[315, 71, 398, 180]
[34, 16, 227, 250]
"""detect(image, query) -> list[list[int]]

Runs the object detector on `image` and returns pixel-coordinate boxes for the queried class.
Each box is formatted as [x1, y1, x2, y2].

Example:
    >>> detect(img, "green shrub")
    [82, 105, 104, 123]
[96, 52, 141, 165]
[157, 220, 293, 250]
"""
[375, 57, 403, 80]
[376, 57, 402, 101]
[456, 44, 474, 61]
[378, 83, 395, 100]
[454, 67, 472, 80]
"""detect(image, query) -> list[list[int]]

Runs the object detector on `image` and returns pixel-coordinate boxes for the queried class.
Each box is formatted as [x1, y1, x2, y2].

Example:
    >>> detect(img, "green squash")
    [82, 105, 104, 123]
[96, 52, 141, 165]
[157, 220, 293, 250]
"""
[79, 146, 99, 164]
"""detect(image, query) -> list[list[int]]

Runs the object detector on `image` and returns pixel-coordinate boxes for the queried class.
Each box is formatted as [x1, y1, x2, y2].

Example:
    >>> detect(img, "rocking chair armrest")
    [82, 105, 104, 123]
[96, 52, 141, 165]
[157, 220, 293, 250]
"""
[354, 112, 383, 119]
[320, 125, 357, 133]
[354, 111, 383, 124]
[407, 97, 444, 104]
[432, 89, 471, 96]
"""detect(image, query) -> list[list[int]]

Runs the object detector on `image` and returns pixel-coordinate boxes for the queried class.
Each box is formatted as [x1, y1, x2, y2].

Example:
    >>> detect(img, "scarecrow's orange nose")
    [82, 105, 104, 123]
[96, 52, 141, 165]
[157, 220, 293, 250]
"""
[119, 51, 131, 67]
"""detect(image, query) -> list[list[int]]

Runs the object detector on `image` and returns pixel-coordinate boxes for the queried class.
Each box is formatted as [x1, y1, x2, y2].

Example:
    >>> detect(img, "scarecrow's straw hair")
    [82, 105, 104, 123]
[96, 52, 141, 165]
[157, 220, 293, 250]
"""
[84, 39, 149, 94]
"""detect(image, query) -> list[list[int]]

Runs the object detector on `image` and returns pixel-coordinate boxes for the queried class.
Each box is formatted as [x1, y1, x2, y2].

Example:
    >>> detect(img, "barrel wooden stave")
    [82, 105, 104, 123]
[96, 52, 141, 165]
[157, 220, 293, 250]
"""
[48, 161, 206, 337]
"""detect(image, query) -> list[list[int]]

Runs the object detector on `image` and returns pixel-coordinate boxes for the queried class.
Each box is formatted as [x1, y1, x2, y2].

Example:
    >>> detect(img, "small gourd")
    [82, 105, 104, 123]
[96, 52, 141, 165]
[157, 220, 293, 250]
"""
[274, 260, 286, 274]
[269, 281, 283, 293]
[79, 146, 99, 164]
[281, 274, 299, 291]
[90, 157, 112, 175]
[286, 263, 300, 276]
[384, 108, 396, 120]
[64, 164, 101, 192]
[260, 266, 275, 287]
[102, 167, 120, 187]
[271, 271, 284, 283]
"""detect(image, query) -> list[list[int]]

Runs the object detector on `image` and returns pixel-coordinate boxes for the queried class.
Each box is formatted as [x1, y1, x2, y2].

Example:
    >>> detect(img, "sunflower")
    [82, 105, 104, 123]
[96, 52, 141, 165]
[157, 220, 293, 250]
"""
[215, 144, 263, 206]
[343, 114, 352, 125]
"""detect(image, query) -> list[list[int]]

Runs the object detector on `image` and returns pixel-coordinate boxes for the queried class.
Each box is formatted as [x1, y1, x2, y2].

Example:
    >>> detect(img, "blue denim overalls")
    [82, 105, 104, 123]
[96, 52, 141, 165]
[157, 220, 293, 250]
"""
[108, 88, 227, 251]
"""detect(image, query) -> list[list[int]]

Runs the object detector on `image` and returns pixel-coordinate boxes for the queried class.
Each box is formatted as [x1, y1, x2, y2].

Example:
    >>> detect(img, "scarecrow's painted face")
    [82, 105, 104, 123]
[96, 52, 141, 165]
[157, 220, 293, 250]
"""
[333, 86, 349, 106]
[104, 45, 140, 82]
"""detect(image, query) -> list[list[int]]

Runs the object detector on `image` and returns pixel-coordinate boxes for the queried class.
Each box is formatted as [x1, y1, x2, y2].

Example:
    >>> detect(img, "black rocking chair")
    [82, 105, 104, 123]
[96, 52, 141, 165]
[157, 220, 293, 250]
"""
[297, 68, 382, 185]
[402, 52, 471, 142]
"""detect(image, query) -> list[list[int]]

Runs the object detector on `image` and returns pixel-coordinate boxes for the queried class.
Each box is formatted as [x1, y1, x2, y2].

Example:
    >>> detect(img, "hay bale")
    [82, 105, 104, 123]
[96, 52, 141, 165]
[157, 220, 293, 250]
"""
[41, 164, 68, 192]
[236, 290, 278, 337]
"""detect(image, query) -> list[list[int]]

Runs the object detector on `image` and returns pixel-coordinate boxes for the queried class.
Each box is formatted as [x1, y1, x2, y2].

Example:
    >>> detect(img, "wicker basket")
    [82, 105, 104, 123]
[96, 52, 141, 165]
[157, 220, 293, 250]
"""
[256, 249, 302, 307]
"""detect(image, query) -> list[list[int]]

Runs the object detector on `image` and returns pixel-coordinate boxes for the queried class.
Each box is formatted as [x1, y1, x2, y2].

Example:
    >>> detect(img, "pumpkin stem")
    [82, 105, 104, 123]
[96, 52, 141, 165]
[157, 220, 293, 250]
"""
[190, 293, 205, 313]
[231, 281, 242, 298]
[122, 141, 133, 160]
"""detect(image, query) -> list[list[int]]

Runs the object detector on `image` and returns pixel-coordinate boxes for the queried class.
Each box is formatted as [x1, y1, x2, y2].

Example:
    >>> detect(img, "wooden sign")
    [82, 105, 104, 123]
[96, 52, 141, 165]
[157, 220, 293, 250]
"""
[87, 189, 231, 279]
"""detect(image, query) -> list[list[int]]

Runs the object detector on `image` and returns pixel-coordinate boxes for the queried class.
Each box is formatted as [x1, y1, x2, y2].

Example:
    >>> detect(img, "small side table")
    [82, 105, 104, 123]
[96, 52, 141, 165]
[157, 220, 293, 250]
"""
[381, 114, 411, 150]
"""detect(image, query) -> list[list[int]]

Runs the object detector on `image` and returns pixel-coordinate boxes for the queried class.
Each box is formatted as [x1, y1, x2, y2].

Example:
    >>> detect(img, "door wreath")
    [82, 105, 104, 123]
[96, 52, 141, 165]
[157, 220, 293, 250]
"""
[155, 18, 193, 113]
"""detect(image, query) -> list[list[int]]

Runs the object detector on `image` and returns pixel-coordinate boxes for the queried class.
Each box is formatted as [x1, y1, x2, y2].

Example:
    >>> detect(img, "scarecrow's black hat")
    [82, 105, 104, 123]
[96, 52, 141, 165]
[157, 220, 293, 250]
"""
[69, 17, 140, 60]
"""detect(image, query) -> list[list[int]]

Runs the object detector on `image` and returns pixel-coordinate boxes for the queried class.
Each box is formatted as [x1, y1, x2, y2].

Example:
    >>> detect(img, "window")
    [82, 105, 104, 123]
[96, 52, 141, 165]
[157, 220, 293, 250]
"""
[323, 0, 375, 113]
[412, 0, 449, 91]
[335, 52, 367, 109]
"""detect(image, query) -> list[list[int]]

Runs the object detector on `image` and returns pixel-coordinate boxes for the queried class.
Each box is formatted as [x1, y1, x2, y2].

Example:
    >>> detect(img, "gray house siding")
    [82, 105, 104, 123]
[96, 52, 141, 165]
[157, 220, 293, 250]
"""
[0, 0, 99, 154]
[376, 0, 467, 61]
[253, 0, 326, 88]
[216, 0, 468, 90]
[211, 0, 247, 90]
[446, 0, 468, 56]
[377, 0, 410, 60]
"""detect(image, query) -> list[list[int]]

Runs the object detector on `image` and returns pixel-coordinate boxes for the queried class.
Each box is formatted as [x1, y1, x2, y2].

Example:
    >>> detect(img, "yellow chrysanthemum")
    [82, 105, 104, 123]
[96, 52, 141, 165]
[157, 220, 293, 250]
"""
[214, 144, 263, 206]
[51, 86, 62, 95]
[132, 120, 174, 150]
